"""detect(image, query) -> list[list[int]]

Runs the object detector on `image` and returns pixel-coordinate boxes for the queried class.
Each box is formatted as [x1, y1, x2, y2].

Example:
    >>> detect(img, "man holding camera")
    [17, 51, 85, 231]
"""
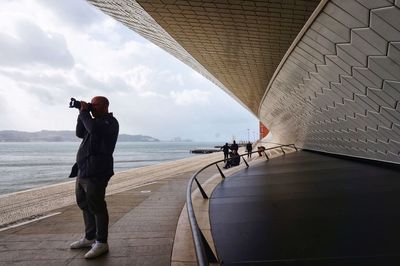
[69, 96, 119, 259]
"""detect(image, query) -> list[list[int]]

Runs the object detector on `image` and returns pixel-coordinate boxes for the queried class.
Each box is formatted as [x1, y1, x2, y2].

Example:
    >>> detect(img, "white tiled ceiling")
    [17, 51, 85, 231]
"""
[87, 0, 319, 113]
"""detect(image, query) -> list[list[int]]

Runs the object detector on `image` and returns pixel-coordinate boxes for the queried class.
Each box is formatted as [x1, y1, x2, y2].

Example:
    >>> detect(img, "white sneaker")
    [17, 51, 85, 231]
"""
[84, 241, 109, 259]
[70, 238, 95, 249]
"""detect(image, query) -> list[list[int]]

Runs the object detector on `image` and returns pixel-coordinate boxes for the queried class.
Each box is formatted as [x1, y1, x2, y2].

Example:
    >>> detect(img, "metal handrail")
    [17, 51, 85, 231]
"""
[186, 144, 297, 265]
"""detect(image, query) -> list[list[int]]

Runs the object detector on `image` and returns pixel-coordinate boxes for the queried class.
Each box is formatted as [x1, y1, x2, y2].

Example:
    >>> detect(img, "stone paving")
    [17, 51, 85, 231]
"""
[0, 169, 208, 265]
[0, 152, 225, 228]
[0, 146, 279, 265]
[0, 150, 231, 265]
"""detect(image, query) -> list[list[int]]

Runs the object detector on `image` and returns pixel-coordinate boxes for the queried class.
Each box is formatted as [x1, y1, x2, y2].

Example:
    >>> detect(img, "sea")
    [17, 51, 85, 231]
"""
[0, 141, 220, 195]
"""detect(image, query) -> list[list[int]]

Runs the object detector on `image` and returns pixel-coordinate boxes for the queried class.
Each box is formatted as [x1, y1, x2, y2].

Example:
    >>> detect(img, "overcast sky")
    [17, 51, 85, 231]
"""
[0, 0, 259, 142]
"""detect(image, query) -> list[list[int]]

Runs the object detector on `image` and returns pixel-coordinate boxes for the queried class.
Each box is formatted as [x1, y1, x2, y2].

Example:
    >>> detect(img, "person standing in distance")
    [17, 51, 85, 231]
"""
[70, 96, 119, 259]
[230, 140, 239, 153]
[221, 142, 230, 162]
[246, 141, 253, 158]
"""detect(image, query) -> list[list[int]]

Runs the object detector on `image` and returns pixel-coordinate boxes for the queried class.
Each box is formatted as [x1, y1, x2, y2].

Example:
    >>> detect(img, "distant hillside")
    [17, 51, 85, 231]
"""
[0, 130, 159, 142]
[118, 134, 159, 142]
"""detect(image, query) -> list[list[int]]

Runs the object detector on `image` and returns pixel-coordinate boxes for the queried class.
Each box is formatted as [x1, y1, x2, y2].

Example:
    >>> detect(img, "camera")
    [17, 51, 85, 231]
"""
[69, 98, 92, 111]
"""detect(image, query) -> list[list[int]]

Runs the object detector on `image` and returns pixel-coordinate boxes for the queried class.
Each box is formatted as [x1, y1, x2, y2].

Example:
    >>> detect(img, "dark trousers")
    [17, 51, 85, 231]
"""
[224, 152, 229, 162]
[75, 177, 109, 243]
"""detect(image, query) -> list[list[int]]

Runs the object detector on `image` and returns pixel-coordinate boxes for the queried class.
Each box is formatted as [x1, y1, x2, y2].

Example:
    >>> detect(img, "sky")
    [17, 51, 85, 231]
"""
[0, 0, 259, 142]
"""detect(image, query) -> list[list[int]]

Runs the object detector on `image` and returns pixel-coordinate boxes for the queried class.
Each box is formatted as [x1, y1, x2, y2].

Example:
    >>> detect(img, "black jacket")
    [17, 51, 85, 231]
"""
[221, 144, 230, 154]
[230, 143, 238, 152]
[75, 111, 119, 179]
[231, 154, 240, 166]
[246, 143, 253, 152]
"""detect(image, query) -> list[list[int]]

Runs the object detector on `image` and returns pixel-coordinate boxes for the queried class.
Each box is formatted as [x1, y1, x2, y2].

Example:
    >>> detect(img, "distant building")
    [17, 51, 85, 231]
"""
[259, 122, 269, 140]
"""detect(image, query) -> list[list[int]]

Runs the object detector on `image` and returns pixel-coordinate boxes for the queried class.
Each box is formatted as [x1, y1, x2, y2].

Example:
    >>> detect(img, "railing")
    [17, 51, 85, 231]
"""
[186, 144, 298, 265]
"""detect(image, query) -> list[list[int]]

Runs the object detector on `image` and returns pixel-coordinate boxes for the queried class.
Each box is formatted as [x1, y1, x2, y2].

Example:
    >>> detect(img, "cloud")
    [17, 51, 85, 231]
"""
[170, 89, 211, 106]
[123, 66, 155, 93]
[161, 71, 184, 86]
[0, 68, 83, 105]
[73, 66, 132, 94]
[0, 19, 74, 69]
[40, 0, 102, 29]
[0, 0, 259, 142]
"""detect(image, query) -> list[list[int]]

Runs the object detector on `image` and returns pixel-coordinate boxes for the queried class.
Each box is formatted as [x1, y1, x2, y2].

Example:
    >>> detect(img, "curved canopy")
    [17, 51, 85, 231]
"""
[89, 0, 400, 164]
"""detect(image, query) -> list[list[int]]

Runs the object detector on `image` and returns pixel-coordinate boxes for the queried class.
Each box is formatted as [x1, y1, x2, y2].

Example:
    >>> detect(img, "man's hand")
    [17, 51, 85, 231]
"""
[80, 101, 88, 111]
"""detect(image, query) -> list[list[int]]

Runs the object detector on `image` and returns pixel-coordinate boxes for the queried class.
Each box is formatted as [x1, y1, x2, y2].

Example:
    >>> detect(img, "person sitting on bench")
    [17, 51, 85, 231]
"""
[224, 150, 240, 168]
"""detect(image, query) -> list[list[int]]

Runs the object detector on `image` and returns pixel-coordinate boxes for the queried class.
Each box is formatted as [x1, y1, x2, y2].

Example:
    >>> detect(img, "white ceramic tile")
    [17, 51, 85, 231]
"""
[336, 44, 366, 67]
[353, 67, 383, 88]
[316, 12, 350, 41]
[297, 41, 325, 64]
[311, 20, 347, 44]
[356, 0, 393, 9]
[305, 29, 337, 53]
[388, 42, 400, 63]
[370, 8, 400, 42]
[326, 1, 368, 28]
[332, 0, 369, 25]
[326, 54, 352, 74]
[368, 56, 400, 81]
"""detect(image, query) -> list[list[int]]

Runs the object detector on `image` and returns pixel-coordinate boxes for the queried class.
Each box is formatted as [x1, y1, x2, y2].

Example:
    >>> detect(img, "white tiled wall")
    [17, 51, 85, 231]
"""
[260, 0, 400, 163]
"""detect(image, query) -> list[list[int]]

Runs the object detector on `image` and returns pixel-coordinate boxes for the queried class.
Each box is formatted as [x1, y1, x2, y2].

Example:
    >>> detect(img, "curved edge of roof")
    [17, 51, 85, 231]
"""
[87, 0, 257, 117]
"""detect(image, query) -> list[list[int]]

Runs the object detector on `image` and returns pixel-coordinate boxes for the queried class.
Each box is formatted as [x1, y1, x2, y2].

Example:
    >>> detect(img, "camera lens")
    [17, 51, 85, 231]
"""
[69, 98, 81, 109]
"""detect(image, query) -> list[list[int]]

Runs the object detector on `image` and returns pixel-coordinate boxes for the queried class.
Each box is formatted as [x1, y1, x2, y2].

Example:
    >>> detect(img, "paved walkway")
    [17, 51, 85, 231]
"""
[0, 152, 227, 265]
[0, 152, 226, 228]
[0, 145, 280, 265]
[210, 151, 400, 265]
